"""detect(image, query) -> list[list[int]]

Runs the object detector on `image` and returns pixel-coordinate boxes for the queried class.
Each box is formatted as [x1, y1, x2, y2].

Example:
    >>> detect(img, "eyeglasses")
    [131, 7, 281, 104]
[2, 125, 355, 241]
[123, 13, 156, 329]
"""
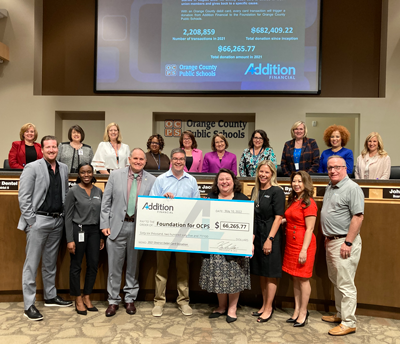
[183, 138, 192, 141]
[253, 137, 263, 141]
[150, 142, 160, 145]
[172, 158, 185, 162]
[327, 166, 346, 172]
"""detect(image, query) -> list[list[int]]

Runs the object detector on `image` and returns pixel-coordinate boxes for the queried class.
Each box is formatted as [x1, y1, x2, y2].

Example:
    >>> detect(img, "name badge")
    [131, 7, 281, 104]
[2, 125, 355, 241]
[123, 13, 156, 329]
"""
[294, 163, 299, 170]
[78, 149, 83, 156]
[79, 232, 85, 242]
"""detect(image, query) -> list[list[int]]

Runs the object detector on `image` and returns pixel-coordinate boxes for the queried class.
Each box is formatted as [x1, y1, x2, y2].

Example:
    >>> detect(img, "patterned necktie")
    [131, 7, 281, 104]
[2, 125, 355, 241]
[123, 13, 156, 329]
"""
[127, 173, 138, 216]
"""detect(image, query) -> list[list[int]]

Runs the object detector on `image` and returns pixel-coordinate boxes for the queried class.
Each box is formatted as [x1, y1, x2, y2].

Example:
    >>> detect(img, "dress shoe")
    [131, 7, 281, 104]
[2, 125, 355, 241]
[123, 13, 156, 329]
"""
[226, 315, 237, 323]
[328, 324, 356, 336]
[125, 302, 137, 315]
[286, 316, 298, 323]
[75, 304, 87, 316]
[152, 305, 163, 317]
[294, 311, 309, 327]
[251, 311, 263, 317]
[321, 314, 342, 323]
[179, 304, 193, 316]
[257, 309, 274, 323]
[83, 302, 98, 312]
[105, 304, 119, 317]
[24, 305, 43, 321]
[44, 295, 73, 307]
[209, 311, 227, 318]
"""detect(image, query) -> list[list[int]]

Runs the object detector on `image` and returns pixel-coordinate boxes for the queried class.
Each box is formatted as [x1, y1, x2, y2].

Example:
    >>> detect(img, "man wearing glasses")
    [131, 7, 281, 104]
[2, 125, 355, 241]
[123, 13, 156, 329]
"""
[149, 148, 200, 317]
[320, 155, 364, 336]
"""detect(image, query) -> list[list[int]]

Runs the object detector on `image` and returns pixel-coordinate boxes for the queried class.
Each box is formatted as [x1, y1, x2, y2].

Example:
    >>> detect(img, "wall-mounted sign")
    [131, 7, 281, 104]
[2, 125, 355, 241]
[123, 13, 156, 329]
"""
[0, 180, 19, 191]
[68, 181, 77, 189]
[164, 119, 248, 139]
[282, 185, 292, 196]
[383, 188, 400, 199]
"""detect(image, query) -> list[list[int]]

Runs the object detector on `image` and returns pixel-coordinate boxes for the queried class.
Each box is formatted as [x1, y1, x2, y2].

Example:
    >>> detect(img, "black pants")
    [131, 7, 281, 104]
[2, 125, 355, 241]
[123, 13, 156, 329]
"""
[69, 223, 100, 296]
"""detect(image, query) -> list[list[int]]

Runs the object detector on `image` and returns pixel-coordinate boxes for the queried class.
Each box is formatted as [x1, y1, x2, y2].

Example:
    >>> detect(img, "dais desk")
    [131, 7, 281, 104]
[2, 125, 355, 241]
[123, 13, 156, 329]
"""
[0, 171, 399, 318]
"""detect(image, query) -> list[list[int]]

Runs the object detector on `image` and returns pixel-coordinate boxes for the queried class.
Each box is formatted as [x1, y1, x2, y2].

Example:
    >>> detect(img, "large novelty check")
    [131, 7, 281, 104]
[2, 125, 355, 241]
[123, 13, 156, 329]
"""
[135, 196, 254, 256]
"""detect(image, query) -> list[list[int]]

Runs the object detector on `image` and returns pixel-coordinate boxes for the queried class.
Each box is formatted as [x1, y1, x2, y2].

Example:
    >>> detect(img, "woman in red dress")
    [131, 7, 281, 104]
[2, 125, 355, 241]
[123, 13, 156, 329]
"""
[282, 171, 317, 327]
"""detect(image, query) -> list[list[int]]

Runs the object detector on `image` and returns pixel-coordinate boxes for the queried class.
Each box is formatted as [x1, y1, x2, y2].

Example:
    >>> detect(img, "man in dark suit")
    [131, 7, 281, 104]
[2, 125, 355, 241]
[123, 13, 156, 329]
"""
[101, 148, 156, 317]
[18, 135, 72, 321]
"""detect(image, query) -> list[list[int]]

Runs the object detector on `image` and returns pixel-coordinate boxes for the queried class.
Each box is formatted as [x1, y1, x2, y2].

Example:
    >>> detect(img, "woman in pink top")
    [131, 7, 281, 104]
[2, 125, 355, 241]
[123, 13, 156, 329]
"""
[179, 130, 203, 172]
[202, 133, 237, 175]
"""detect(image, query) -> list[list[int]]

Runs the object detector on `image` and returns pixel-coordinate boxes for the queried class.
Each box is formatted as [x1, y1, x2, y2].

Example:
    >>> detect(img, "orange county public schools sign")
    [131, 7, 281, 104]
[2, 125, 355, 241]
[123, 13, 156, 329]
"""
[164, 119, 248, 139]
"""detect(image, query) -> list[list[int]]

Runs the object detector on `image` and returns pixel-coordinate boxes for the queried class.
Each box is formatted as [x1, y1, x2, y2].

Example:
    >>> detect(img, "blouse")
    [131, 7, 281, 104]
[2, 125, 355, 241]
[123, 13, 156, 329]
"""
[318, 147, 354, 174]
[57, 142, 94, 173]
[239, 147, 277, 177]
[144, 152, 170, 171]
[64, 184, 103, 243]
[92, 141, 130, 172]
[355, 154, 391, 179]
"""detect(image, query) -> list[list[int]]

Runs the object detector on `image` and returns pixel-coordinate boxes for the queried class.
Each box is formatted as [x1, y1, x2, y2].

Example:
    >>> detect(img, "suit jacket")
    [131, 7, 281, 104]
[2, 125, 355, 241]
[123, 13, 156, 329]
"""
[17, 158, 69, 230]
[202, 151, 237, 175]
[280, 138, 320, 177]
[183, 148, 203, 173]
[9, 141, 43, 169]
[100, 167, 156, 240]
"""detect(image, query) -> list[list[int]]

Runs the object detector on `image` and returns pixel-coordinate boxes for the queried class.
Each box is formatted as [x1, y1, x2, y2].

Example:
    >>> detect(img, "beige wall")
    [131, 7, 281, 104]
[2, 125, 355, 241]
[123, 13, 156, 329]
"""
[0, 0, 398, 166]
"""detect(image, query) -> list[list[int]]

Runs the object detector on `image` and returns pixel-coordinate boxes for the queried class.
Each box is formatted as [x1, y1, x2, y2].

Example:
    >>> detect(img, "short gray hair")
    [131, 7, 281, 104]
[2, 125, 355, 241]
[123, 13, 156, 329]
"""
[327, 155, 346, 164]
[130, 148, 146, 159]
[170, 148, 186, 159]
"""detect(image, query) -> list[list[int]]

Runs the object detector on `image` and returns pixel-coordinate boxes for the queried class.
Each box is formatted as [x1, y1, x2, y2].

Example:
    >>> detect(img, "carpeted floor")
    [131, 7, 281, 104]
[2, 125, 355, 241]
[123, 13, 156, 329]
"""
[0, 301, 399, 343]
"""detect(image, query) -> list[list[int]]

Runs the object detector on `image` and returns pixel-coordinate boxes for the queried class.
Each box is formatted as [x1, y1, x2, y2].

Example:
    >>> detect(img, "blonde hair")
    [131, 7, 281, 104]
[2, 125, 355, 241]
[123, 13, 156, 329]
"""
[251, 160, 280, 202]
[290, 121, 308, 139]
[361, 132, 387, 157]
[103, 122, 122, 143]
[19, 123, 38, 142]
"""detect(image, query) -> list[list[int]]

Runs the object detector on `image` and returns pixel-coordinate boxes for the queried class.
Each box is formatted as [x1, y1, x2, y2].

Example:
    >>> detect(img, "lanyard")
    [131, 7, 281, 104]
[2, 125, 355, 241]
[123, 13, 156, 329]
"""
[252, 147, 264, 165]
[151, 153, 161, 170]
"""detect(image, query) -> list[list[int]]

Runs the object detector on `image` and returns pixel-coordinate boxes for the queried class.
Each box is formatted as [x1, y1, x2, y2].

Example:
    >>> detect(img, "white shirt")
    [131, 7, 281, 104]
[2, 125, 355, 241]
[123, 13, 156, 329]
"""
[92, 141, 130, 172]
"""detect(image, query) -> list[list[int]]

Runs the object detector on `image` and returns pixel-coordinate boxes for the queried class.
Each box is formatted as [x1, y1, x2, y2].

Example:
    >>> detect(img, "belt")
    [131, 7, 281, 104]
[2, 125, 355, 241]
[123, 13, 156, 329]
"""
[124, 214, 135, 222]
[326, 234, 347, 241]
[36, 211, 63, 218]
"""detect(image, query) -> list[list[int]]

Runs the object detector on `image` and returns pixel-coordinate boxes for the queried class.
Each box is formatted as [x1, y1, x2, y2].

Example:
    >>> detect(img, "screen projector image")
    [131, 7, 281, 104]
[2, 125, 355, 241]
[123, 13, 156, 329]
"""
[96, 0, 321, 93]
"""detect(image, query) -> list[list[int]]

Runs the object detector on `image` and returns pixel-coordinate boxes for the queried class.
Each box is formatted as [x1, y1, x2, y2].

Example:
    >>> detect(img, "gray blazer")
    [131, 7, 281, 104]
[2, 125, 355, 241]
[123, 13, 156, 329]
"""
[18, 158, 69, 230]
[100, 167, 156, 240]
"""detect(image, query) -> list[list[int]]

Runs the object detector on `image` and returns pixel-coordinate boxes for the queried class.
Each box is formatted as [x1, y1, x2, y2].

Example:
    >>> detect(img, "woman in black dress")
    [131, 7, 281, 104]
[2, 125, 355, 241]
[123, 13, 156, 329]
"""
[199, 169, 251, 323]
[250, 160, 285, 323]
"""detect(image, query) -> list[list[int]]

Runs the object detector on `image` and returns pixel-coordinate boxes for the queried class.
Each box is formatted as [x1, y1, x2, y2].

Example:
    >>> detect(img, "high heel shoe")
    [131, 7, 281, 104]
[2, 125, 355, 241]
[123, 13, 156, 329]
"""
[83, 302, 98, 312]
[257, 309, 274, 323]
[293, 311, 309, 327]
[75, 304, 87, 316]
[286, 316, 298, 323]
[251, 311, 263, 317]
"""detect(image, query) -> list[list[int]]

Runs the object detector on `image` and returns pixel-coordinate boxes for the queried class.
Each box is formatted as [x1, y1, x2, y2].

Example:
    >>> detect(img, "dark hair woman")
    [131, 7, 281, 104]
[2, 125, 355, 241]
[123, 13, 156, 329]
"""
[199, 169, 250, 323]
[239, 129, 277, 177]
[64, 163, 104, 315]
[57, 125, 94, 173]
[282, 171, 317, 327]
[144, 134, 170, 170]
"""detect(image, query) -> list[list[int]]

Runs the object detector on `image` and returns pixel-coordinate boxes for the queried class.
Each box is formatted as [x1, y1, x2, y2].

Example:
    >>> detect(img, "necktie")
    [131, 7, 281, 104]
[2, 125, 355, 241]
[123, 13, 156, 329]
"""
[127, 173, 138, 216]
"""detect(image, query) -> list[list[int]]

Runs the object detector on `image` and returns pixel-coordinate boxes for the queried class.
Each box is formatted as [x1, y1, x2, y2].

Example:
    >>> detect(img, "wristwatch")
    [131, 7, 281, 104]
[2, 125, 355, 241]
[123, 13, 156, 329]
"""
[344, 241, 352, 247]
[269, 237, 275, 242]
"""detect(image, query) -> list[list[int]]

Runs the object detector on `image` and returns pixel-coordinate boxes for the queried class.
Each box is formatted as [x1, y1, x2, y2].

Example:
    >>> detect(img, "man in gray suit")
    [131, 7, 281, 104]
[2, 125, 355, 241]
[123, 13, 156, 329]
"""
[101, 148, 156, 317]
[18, 135, 72, 321]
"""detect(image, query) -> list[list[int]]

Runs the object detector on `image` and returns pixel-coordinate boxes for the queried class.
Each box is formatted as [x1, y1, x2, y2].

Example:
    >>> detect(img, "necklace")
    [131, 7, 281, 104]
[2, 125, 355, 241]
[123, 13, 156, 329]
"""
[256, 188, 269, 208]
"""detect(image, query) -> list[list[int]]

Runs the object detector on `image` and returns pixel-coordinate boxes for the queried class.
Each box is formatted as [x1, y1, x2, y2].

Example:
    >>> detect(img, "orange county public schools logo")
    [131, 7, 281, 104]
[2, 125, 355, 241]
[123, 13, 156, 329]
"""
[165, 120, 182, 137]
[165, 64, 177, 76]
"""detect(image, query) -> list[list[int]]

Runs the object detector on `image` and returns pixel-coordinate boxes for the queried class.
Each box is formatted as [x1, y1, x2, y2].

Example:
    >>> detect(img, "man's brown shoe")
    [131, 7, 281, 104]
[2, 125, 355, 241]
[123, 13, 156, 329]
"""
[321, 315, 342, 323]
[105, 304, 119, 317]
[125, 302, 136, 315]
[328, 324, 356, 336]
